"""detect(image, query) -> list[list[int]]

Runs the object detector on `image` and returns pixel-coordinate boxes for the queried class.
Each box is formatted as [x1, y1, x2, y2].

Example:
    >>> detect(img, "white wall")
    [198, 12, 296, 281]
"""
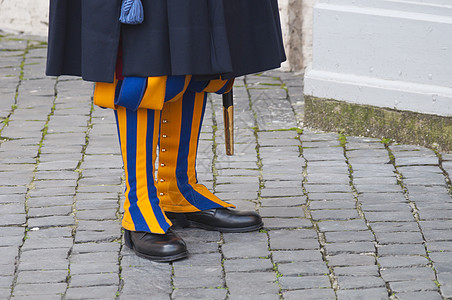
[0, 0, 49, 36]
[304, 0, 452, 117]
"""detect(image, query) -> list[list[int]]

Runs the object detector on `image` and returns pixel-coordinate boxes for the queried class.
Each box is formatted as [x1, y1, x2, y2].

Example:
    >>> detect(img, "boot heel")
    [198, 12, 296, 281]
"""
[165, 212, 191, 228]
[123, 229, 133, 249]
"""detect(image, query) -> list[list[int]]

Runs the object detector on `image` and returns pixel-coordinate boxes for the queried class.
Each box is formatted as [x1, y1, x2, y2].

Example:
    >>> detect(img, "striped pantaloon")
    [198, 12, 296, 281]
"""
[97, 77, 234, 233]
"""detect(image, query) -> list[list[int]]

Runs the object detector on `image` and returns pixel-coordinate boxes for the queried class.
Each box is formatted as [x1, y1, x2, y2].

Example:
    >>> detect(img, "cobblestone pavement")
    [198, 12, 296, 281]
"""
[1, 34, 452, 300]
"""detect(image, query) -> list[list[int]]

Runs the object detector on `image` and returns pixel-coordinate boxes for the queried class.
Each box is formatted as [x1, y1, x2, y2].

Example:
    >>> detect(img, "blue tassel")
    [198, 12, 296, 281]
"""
[119, 0, 144, 25]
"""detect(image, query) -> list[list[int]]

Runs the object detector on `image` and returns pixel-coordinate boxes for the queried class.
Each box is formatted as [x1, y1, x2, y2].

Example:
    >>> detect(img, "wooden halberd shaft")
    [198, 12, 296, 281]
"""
[222, 90, 234, 156]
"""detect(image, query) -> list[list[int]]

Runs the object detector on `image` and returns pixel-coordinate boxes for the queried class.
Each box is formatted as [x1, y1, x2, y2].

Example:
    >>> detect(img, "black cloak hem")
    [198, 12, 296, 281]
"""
[46, 0, 286, 83]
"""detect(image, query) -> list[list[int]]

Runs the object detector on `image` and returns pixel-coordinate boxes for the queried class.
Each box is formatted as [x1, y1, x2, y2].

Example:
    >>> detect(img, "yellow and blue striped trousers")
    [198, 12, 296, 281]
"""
[94, 76, 234, 234]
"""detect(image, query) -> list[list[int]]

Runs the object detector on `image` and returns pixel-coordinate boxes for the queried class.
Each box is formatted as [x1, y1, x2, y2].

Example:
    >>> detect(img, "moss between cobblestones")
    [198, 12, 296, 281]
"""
[297, 133, 338, 294]
[0, 37, 28, 138]
[7, 38, 38, 298]
[305, 96, 452, 152]
[266, 127, 303, 135]
[245, 75, 285, 297]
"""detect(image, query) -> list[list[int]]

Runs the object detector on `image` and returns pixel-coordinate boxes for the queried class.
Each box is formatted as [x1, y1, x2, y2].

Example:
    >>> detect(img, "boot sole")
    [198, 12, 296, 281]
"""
[170, 218, 264, 233]
[131, 246, 188, 262]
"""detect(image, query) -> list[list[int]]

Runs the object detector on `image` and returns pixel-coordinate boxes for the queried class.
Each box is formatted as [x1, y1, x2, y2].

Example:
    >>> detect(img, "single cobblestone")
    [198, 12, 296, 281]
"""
[334, 265, 380, 276]
[279, 275, 331, 290]
[284, 289, 336, 300]
[172, 288, 227, 300]
[15, 270, 68, 284]
[259, 207, 305, 218]
[324, 231, 375, 243]
[262, 217, 312, 229]
[271, 250, 324, 263]
[377, 244, 427, 256]
[12, 283, 67, 297]
[269, 229, 319, 250]
[327, 254, 376, 267]
[324, 242, 375, 255]
[374, 231, 425, 245]
[395, 291, 443, 300]
[389, 280, 439, 293]
[378, 255, 430, 268]
[380, 267, 436, 282]
[65, 286, 119, 299]
[336, 288, 389, 300]
[337, 275, 386, 289]
[226, 272, 279, 296]
[278, 261, 329, 276]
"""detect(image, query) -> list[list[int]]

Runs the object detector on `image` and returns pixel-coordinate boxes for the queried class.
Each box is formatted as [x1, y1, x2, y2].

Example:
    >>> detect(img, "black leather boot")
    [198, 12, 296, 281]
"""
[124, 228, 188, 262]
[166, 208, 263, 233]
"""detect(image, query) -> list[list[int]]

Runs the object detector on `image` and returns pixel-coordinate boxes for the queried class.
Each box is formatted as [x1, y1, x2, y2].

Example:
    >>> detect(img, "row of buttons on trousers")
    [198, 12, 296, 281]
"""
[159, 119, 168, 196]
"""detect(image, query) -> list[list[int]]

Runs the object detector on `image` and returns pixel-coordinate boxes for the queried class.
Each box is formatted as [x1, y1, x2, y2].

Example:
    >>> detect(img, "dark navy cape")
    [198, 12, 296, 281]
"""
[46, 0, 286, 83]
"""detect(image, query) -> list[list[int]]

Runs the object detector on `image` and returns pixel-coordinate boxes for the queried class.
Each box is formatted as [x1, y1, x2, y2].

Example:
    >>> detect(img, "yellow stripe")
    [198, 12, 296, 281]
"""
[174, 75, 192, 101]
[158, 96, 195, 210]
[153, 110, 173, 225]
[224, 79, 235, 94]
[158, 92, 234, 212]
[188, 92, 234, 207]
[140, 77, 167, 110]
[117, 107, 135, 231]
[204, 79, 228, 93]
[93, 79, 117, 109]
[187, 92, 204, 187]
[135, 109, 166, 233]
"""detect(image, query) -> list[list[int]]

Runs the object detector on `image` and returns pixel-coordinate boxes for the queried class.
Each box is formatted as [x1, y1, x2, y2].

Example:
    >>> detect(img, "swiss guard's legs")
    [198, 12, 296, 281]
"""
[114, 106, 187, 262]
[111, 79, 262, 262]
[158, 91, 263, 232]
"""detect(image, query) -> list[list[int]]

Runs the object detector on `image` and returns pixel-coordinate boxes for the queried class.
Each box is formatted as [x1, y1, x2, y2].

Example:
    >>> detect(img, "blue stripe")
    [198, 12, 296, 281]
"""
[114, 110, 126, 196]
[164, 76, 187, 102]
[187, 79, 209, 93]
[145, 110, 170, 230]
[175, 91, 223, 210]
[125, 109, 150, 231]
[114, 110, 121, 148]
[115, 80, 123, 102]
[116, 77, 147, 111]
[193, 93, 208, 184]
[114, 110, 127, 196]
